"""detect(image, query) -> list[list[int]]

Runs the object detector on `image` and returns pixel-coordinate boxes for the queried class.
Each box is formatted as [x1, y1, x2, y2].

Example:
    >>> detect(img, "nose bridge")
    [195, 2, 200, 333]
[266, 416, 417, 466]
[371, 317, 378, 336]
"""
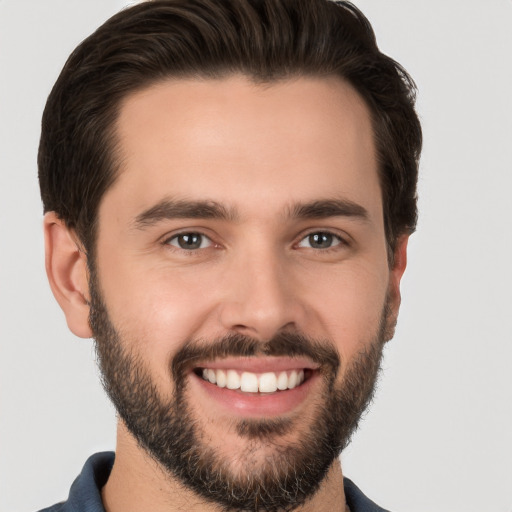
[219, 240, 300, 339]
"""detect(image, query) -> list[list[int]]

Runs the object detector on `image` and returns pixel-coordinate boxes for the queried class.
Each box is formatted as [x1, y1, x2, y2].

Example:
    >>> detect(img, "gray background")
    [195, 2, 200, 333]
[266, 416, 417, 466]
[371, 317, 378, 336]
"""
[1, 1, 511, 511]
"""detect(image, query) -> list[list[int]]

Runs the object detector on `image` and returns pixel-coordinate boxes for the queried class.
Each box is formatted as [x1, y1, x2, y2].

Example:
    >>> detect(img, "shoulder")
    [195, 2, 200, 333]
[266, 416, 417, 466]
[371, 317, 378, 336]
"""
[35, 452, 115, 512]
[344, 477, 391, 512]
[37, 504, 66, 512]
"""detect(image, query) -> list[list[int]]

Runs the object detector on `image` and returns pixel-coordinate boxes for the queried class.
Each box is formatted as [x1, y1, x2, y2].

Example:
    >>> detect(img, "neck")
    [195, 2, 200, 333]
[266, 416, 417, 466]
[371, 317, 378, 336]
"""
[101, 422, 348, 512]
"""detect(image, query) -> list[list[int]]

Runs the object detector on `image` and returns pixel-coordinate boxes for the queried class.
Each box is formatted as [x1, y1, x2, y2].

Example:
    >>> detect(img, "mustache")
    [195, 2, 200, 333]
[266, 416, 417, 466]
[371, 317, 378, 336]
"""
[171, 332, 340, 380]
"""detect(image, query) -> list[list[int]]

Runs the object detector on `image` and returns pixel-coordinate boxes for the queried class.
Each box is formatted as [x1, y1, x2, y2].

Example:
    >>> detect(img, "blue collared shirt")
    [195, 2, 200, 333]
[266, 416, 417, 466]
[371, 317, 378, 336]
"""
[38, 452, 390, 512]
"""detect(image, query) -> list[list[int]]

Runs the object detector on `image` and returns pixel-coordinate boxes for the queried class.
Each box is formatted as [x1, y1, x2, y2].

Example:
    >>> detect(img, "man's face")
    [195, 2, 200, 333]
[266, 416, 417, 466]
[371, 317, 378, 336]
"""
[89, 75, 404, 510]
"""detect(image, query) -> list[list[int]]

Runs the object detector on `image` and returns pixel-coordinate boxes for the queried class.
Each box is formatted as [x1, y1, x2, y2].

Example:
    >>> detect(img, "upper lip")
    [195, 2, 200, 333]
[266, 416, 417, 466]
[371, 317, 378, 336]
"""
[193, 356, 320, 373]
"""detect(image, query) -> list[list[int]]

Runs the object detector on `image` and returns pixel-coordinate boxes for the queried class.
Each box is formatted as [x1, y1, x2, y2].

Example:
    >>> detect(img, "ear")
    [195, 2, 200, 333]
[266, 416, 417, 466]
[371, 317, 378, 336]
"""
[44, 212, 92, 338]
[384, 235, 409, 341]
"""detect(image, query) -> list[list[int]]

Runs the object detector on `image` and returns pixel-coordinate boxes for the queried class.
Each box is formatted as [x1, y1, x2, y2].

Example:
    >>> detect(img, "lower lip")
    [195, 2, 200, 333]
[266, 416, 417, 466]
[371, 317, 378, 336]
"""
[191, 371, 319, 417]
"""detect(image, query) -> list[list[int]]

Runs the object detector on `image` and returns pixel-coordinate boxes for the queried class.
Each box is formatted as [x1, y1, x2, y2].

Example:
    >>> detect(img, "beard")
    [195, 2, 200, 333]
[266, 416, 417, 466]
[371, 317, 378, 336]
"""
[89, 272, 389, 512]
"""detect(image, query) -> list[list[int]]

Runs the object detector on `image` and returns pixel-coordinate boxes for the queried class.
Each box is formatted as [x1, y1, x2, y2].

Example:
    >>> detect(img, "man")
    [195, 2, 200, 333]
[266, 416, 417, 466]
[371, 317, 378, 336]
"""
[38, 0, 422, 511]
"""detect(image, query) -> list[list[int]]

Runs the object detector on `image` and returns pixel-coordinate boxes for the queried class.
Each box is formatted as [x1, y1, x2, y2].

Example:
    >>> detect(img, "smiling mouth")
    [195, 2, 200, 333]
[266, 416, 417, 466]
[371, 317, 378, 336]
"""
[194, 368, 313, 393]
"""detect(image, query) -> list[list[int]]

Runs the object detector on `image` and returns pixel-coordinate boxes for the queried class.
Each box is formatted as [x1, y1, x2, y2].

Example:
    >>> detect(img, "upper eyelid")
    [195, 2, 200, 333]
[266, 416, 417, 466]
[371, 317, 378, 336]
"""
[163, 232, 215, 253]
[161, 229, 214, 244]
[295, 228, 350, 245]
[159, 227, 351, 248]
[167, 232, 210, 241]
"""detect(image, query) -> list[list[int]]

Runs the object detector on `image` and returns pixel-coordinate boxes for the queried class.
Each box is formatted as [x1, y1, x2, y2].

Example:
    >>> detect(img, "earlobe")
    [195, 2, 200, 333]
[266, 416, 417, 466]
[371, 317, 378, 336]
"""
[384, 235, 409, 341]
[44, 212, 92, 339]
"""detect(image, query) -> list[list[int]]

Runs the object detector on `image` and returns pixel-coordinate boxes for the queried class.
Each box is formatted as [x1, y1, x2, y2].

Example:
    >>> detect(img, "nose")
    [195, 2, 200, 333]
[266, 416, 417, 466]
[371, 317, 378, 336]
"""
[218, 246, 305, 341]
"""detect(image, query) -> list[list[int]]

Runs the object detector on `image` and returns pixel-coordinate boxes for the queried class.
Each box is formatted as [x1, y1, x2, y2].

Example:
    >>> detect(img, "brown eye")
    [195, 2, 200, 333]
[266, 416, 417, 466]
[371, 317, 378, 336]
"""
[168, 232, 211, 250]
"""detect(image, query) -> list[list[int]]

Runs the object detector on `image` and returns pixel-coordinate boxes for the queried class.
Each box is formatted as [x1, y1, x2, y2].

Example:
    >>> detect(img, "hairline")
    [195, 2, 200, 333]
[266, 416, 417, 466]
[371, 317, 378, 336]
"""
[79, 71, 400, 268]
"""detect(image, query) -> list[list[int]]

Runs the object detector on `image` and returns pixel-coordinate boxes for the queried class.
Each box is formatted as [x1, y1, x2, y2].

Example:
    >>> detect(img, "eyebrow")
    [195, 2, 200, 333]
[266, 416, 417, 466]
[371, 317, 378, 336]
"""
[289, 199, 370, 222]
[133, 199, 238, 229]
[133, 197, 369, 230]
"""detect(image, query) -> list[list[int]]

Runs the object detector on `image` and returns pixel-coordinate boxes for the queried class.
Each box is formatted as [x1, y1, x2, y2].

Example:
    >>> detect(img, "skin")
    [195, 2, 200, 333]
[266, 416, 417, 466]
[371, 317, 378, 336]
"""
[44, 75, 408, 512]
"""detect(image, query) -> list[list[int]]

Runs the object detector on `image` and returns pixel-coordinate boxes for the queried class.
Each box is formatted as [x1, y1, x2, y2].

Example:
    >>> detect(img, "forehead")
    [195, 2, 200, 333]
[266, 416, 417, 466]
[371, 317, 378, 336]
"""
[105, 75, 381, 224]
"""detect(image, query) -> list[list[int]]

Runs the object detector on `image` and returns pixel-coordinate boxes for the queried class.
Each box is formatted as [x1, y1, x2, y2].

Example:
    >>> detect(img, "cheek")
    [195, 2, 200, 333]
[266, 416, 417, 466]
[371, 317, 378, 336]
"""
[300, 261, 389, 360]
[95, 228, 390, 373]
[96, 257, 219, 382]
[109, 271, 214, 334]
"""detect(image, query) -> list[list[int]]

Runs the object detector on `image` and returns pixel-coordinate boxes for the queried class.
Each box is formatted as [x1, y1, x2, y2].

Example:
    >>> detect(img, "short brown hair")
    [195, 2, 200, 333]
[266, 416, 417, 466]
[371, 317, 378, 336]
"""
[38, 0, 422, 259]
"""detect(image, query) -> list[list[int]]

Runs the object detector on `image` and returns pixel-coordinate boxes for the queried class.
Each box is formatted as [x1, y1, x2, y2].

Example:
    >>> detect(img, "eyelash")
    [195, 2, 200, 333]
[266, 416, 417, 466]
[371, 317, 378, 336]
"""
[296, 231, 348, 251]
[163, 232, 216, 254]
[162, 230, 349, 255]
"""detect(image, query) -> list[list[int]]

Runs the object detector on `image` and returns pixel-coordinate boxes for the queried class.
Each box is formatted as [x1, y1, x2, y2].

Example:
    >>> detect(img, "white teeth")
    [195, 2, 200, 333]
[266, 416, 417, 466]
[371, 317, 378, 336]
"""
[288, 370, 298, 389]
[216, 369, 227, 388]
[276, 371, 288, 390]
[240, 372, 259, 392]
[259, 372, 278, 393]
[200, 368, 308, 393]
[226, 369, 241, 390]
[206, 368, 216, 384]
